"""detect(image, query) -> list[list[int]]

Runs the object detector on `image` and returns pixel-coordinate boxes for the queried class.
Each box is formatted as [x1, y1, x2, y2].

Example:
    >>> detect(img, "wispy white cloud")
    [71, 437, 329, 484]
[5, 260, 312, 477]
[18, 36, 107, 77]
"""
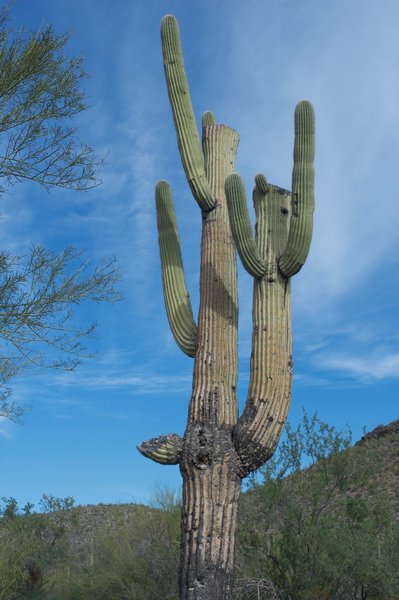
[319, 351, 399, 383]
[12, 347, 192, 404]
[294, 372, 333, 388]
[217, 0, 399, 321]
[48, 370, 192, 394]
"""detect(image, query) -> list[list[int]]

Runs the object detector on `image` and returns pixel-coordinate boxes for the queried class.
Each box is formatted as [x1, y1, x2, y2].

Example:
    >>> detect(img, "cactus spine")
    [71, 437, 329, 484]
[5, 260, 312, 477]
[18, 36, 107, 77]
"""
[138, 15, 315, 600]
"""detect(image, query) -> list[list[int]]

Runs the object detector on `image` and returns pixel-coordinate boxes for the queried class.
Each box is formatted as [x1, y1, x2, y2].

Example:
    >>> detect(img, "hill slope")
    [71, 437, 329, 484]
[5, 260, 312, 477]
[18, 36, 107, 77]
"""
[56, 418, 399, 544]
[1, 418, 398, 599]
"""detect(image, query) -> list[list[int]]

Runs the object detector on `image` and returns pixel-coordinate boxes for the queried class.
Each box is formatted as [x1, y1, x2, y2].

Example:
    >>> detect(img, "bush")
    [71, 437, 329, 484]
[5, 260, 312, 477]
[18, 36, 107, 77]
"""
[0, 495, 73, 599]
[48, 488, 181, 600]
[235, 412, 399, 599]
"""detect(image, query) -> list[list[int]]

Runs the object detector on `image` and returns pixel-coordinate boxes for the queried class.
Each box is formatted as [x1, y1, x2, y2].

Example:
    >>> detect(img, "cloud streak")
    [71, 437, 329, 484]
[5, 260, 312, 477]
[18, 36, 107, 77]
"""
[220, 1, 399, 319]
[319, 351, 399, 383]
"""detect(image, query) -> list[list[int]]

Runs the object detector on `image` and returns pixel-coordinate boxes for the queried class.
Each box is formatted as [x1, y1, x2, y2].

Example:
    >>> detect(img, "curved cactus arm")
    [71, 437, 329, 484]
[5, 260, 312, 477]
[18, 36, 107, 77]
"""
[279, 101, 315, 277]
[161, 15, 215, 212]
[138, 433, 183, 465]
[225, 173, 267, 278]
[156, 180, 197, 357]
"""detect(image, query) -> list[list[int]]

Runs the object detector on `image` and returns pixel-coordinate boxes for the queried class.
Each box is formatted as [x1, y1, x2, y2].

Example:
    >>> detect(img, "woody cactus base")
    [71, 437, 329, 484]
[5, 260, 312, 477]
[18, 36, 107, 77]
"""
[138, 15, 315, 600]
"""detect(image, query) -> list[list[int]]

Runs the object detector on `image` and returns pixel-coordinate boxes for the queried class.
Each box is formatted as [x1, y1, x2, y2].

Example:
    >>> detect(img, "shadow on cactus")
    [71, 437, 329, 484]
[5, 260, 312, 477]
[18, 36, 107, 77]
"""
[138, 14, 315, 600]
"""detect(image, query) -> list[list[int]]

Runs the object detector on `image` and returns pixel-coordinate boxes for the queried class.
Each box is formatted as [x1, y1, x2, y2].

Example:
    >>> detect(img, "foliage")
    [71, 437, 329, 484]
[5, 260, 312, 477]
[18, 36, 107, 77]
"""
[2, 419, 398, 599]
[42, 489, 181, 600]
[36, 490, 181, 600]
[0, 5, 122, 420]
[0, 490, 180, 599]
[39, 494, 75, 513]
[0, 4, 102, 195]
[236, 412, 399, 599]
[0, 495, 75, 599]
[0, 246, 120, 420]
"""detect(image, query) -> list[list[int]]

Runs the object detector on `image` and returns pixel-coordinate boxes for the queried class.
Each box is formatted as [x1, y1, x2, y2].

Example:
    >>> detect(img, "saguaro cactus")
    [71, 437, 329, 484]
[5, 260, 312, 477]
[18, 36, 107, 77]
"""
[138, 15, 315, 600]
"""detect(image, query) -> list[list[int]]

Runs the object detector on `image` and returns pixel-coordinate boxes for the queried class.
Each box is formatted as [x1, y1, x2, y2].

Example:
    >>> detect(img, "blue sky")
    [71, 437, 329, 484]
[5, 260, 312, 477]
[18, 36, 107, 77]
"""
[1, 0, 398, 507]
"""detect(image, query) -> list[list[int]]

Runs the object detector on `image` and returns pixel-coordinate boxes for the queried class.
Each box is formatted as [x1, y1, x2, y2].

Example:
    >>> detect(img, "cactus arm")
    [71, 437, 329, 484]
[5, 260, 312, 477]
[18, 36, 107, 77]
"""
[156, 180, 197, 357]
[232, 184, 293, 477]
[254, 173, 269, 195]
[223, 102, 315, 476]
[279, 101, 315, 277]
[225, 173, 267, 278]
[137, 433, 183, 465]
[161, 16, 215, 212]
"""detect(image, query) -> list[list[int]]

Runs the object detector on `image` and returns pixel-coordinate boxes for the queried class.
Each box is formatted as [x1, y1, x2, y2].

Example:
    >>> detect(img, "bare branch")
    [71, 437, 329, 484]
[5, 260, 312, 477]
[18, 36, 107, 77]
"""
[0, 246, 121, 419]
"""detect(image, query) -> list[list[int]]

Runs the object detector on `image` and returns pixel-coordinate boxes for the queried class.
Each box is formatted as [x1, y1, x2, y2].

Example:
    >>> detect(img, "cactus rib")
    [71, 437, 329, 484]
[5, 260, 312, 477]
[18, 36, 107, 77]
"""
[233, 184, 292, 476]
[225, 173, 267, 278]
[161, 16, 215, 212]
[156, 180, 197, 357]
[140, 14, 316, 597]
[279, 101, 315, 277]
[255, 173, 269, 194]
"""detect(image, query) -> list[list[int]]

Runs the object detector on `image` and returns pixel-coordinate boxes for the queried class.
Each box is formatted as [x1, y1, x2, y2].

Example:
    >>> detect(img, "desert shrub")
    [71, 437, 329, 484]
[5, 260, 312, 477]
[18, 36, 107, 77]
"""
[0, 496, 73, 599]
[49, 488, 180, 600]
[3, 417, 398, 599]
[235, 412, 399, 599]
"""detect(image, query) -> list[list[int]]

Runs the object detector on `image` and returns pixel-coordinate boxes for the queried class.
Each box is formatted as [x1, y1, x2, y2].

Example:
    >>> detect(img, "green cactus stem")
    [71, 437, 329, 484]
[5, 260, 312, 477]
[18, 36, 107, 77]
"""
[279, 100, 315, 277]
[156, 180, 197, 357]
[139, 14, 315, 600]
[161, 15, 215, 212]
[224, 173, 267, 278]
[202, 111, 216, 128]
[225, 100, 315, 474]
[231, 182, 293, 475]
[255, 173, 269, 195]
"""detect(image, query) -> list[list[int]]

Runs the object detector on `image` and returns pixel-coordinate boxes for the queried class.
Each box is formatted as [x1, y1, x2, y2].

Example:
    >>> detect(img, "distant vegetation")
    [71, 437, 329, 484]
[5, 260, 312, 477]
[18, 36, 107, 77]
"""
[1, 414, 398, 599]
[236, 413, 399, 599]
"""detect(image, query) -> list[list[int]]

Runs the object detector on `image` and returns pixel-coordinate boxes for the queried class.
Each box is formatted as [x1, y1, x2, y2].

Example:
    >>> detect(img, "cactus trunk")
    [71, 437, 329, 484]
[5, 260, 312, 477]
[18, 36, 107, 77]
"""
[178, 124, 240, 598]
[138, 14, 315, 599]
[179, 444, 241, 598]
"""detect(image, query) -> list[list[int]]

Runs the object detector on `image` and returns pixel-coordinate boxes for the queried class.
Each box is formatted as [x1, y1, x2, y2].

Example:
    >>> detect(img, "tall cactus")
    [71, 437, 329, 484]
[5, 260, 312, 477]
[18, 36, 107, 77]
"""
[138, 15, 315, 600]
